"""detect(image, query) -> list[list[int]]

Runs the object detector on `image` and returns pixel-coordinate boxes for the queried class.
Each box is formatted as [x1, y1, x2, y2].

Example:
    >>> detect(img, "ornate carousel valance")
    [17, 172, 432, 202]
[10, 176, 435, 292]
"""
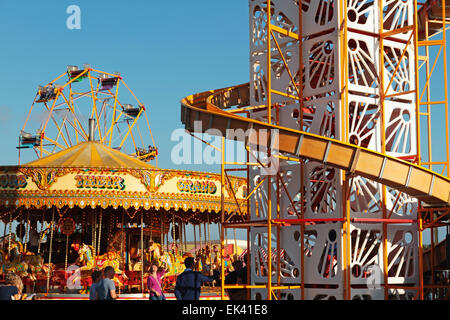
[0, 141, 248, 216]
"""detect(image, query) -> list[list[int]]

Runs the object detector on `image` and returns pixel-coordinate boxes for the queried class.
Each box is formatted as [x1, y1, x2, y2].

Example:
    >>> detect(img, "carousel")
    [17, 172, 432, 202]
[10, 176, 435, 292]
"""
[0, 66, 247, 299]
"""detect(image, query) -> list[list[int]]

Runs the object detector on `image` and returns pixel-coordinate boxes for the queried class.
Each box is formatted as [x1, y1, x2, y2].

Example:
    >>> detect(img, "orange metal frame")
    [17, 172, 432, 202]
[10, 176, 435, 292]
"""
[215, 0, 450, 300]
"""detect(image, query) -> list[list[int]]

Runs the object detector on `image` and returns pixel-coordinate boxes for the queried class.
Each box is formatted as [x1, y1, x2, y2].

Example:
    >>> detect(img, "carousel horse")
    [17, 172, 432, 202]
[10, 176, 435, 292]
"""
[74, 243, 127, 288]
[76, 243, 123, 274]
[0, 240, 46, 280]
[0, 241, 28, 277]
[144, 242, 187, 279]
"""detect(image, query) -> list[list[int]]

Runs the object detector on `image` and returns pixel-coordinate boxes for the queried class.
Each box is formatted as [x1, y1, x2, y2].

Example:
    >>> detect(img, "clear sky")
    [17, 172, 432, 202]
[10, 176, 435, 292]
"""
[0, 1, 448, 245]
[0, 0, 250, 171]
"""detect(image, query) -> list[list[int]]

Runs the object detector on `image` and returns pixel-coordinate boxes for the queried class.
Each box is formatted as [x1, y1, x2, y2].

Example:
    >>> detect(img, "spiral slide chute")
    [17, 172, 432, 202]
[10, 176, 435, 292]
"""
[181, 83, 450, 208]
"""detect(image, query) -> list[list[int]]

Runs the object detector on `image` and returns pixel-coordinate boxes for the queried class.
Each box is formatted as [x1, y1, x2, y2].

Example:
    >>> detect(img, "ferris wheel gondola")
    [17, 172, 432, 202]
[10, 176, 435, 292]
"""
[19, 65, 158, 165]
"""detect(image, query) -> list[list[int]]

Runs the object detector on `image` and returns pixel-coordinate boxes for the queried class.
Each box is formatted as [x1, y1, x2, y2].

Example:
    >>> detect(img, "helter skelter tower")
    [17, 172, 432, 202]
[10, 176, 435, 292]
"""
[245, 0, 449, 300]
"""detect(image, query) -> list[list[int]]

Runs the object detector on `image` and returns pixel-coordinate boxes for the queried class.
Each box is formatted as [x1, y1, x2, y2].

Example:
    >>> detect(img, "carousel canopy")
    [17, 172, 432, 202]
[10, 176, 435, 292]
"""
[0, 141, 247, 219]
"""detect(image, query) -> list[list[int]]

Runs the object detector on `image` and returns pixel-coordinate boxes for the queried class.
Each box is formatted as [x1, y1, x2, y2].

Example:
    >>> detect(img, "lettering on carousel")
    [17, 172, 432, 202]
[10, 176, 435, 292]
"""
[176, 179, 217, 194]
[0, 175, 27, 189]
[74, 175, 125, 190]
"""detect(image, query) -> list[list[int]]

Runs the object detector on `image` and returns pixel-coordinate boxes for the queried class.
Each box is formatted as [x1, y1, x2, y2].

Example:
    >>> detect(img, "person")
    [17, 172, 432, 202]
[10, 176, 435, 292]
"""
[89, 270, 103, 300]
[0, 272, 23, 300]
[174, 257, 216, 300]
[225, 260, 246, 300]
[147, 263, 166, 300]
[96, 266, 118, 300]
[28, 225, 39, 253]
[211, 263, 220, 287]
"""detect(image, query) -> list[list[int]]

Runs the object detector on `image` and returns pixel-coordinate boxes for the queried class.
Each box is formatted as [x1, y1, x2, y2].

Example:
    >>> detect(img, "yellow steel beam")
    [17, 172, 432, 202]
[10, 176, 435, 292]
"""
[181, 84, 450, 207]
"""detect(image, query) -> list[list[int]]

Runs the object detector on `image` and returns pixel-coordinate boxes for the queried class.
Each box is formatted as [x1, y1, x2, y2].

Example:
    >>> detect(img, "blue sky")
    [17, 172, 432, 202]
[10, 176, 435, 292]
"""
[0, 0, 250, 171]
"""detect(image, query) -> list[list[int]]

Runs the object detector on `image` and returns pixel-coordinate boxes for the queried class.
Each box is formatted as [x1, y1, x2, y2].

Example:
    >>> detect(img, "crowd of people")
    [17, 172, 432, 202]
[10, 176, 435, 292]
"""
[0, 239, 249, 301]
[82, 248, 249, 301]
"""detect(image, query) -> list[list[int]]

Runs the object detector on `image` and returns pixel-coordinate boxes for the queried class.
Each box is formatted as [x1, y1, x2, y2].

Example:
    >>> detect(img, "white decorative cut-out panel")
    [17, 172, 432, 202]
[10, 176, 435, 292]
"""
[304, 223, 342, 284]
[303, 31, 340, 97]
[304, 161, 342, 219]
[305, 288, 342, 300]
[350, 224, 384, 285]
[386, 225, 419, 285]
[302, 0, 339, 36]
[384, 100, 417, 157]
[347, 0, 379, 33]
[347, 34, 380, 95]
[250, 227, 277, 283]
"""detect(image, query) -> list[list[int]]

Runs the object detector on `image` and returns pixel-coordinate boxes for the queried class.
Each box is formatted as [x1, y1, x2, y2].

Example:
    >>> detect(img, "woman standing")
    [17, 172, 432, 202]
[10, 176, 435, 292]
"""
[147, 263, 166, 300]
[0, 272, 23, 300]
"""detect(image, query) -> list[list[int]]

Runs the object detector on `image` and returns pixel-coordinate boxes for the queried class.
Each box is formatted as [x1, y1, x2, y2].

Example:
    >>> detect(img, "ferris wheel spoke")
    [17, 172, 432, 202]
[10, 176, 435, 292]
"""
[123, 119, 138, 154]
[21, 93, 39, 133]
[49, 71, 69, 86]
[62, 115, 88, 142]
[118, 108, 143, 149]
[88, 71, 103, 141]
[101, 111, 125, 144]
[60, 91, 89, 141]
[109, 79, 121, 148]
[51, 113, 72, 153]
[44, 105, 71, 150]
[143, 110, 156, 149]
[21, 66, 157, 162]
[135, 123, 145, 151]
[121, 79, 143, 106]
[43, 136, 66, 150]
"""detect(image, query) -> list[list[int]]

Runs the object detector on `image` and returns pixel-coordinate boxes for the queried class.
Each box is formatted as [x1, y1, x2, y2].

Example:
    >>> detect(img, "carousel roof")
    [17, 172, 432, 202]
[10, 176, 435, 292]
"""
[0, 141, 247, 219]
[25, 141, 155, 169]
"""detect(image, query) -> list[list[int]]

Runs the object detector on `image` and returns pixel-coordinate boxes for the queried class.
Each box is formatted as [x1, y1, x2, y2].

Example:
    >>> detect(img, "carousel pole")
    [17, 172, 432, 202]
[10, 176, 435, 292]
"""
[149, 212, 153, 242]
[97, 209, 103, 256]
[165, 219, 169, 252]
[194, 222, 197, 257]
[92, 210, 96, 261]
[120, 211, 124, 269]
[217, 223, 221, 263]
[24, 211, 30, 252]
[2, 219, 6, 240]
[159, 216, 164, 248]
[7, 212, 12, 257]
[234, 228, 238, 259]
[207, 213, 211, 251]
[140, 210, 144, 295]
[64, 234, 69, 272]
[172, 214, 176, 254]
[119, 210, 124, 294]
[204, 223, 207, 252]
[179, 218, 183, 255]
[46, 208, 55, 294]
[199, 223, 202, 253]
[37, 211, 44, 254]
[183, 221, 187, 254]
[207, 213, 212, 273]
[160, 213, 163, 246]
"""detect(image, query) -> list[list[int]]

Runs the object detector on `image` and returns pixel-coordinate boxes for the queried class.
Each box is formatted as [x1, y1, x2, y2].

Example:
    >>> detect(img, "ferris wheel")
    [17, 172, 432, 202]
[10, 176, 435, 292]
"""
[19, 64, 158, 164]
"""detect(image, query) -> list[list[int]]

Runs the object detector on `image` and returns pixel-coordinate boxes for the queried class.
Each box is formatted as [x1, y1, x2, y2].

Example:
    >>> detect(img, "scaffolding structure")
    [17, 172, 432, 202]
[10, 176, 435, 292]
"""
[181, 0, 450, 300]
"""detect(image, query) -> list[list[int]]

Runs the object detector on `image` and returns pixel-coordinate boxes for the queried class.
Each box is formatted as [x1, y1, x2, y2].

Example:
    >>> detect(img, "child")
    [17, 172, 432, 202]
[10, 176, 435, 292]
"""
[89, 270, 102, 300]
